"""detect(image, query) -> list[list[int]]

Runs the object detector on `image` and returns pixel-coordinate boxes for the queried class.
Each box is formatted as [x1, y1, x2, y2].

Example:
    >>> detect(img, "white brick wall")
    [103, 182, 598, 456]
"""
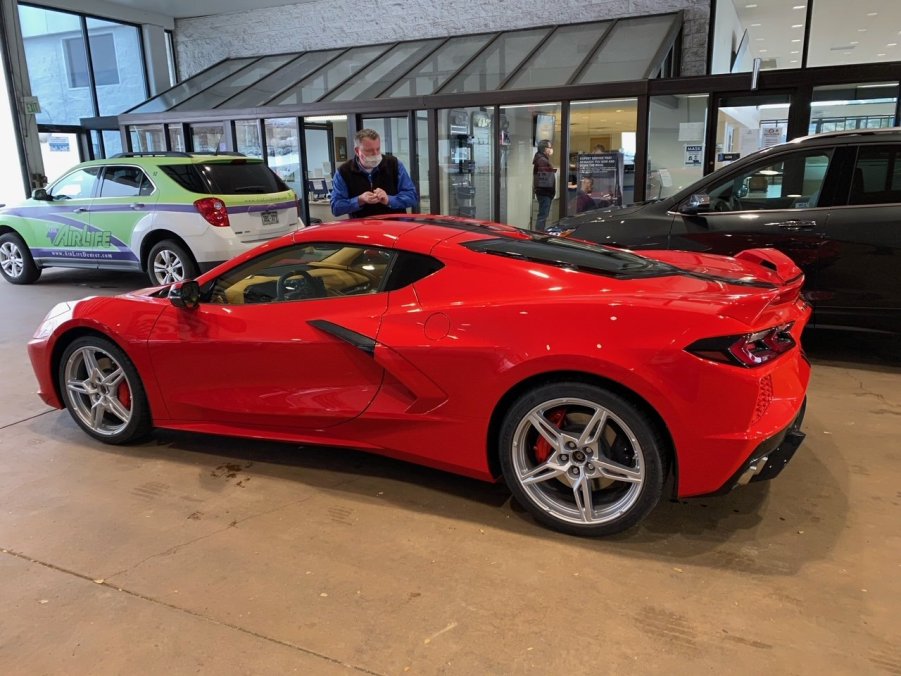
[175, 0, 710, 81]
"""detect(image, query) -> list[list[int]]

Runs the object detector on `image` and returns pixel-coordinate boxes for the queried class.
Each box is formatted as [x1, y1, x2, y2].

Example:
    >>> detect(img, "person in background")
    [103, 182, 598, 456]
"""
[330, 128, 418, 217]
[532, 139, 557, 232]
[572, 176, 596, 213]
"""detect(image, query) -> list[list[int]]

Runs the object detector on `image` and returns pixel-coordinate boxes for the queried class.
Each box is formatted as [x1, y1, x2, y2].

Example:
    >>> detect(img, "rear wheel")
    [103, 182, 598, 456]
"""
[499, 382, 665, 536]
[58, 336, 151, 444]
[0, 232, 41, 284]
[147, 240, 197, 286]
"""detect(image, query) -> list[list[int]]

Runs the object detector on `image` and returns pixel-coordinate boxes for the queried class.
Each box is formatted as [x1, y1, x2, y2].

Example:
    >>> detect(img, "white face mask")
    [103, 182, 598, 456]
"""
[358, 153, 382, 170]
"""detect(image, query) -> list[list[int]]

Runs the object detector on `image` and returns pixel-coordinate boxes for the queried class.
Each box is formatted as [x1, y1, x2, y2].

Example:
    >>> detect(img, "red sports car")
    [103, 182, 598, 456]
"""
[28, 215, 810, 536]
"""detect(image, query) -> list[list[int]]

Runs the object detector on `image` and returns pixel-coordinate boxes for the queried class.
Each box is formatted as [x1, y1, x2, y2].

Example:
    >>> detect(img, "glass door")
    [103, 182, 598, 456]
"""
[361, 115, 412, 170]
[712, 93, 791, 172]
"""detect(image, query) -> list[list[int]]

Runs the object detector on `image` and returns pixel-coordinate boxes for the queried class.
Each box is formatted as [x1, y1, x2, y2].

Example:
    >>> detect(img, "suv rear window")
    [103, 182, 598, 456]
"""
[160, 162, 290, 195]
[462, 235, 674, 278]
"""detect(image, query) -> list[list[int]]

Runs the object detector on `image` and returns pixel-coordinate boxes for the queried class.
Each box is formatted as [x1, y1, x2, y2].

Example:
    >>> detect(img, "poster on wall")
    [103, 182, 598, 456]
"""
[577, 152, 624, 208]
[684, 144, 703, 167]
[533, 113, 555, 146]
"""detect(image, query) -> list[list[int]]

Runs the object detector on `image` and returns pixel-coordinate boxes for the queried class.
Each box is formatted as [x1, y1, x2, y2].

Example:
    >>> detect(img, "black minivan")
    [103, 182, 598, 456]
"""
[550, 128, 901, 335]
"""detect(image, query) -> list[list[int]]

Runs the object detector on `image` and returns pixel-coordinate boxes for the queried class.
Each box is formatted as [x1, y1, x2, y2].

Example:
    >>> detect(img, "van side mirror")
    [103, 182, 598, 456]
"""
[681, 193, 711, 215]
[168, 280, 201, 309]
[31, 188, 50, 201]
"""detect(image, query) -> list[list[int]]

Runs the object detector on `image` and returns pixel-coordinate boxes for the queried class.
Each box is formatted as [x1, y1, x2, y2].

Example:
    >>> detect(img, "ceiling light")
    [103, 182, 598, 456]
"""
[745, 3, 758, 7]
[790, 60, 798, 63]
[759, 49, 768, 53]
[877, 53, 886, 56]
[792, 39, 801, 43]
[790, 50, 799, 54]
[888, 43, 898, 47]
[750, 23, 762, 27]
[858, 28, 868, 32]
[850, 41, 859, 45]
[792, 24, 803, 28]
[755, 37, 765, 41]
[792, 4, 805, 8]
[867, 12, 878, 16]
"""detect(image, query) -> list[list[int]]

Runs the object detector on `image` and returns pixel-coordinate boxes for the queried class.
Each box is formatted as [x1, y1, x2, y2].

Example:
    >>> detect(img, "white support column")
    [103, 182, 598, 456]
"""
[1, 0, 45, 193]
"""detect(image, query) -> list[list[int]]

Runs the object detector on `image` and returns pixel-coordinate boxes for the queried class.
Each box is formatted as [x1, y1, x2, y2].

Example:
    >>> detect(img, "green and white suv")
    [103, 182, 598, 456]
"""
[0, 152, 303, 286]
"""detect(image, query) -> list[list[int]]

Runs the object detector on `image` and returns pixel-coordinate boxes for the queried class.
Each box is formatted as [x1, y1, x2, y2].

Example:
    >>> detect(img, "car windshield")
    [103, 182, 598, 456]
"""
[463, 234, 675, 278]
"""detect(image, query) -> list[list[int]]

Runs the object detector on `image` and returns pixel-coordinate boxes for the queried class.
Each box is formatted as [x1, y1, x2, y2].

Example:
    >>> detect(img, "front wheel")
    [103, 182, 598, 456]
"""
[499, 382, 666, 536]
[0, 232, 41, 284]
[58, 336, 151, 444]
[147, 240, 197, 286]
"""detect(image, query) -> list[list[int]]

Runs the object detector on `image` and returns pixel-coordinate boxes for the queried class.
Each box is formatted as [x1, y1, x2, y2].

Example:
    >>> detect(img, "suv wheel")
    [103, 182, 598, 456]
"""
[0, 232, 41, 284]
[147, 240, 197, 286]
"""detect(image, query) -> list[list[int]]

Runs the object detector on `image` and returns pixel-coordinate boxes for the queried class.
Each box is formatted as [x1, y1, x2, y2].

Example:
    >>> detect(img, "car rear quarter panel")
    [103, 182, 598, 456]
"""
[368, 252, 811, 493]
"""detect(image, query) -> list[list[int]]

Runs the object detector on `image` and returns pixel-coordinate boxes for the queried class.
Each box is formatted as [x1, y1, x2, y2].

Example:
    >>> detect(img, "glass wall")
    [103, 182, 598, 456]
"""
[809, 1, 899, 67]
[647, 94, 708, 199]
[168, 124, 185, 152]
[190, 123, 226, 152]
[711, 1, 807, 73]
[499, 103, 561, 230]
[264, 117, 300, 194]
[18, 5, 148, 125]
[102, 130, 123, 157]
[715, 95, 790, 172]
[415, 111, 430, 212]
[129, 124, 165, 152]
[809, 82, 899, 134]
[235, 120, 263, 157]
[438, 107, 495, 220]
[567, 99, 638, 215]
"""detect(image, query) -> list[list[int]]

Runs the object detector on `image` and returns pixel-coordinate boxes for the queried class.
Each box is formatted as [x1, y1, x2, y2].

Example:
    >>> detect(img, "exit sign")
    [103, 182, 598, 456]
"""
[23, 96, 41, 114]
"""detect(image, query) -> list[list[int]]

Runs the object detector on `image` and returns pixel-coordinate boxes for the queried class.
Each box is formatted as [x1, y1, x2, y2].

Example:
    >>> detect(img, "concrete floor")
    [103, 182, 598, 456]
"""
[1, 269, 899, 675]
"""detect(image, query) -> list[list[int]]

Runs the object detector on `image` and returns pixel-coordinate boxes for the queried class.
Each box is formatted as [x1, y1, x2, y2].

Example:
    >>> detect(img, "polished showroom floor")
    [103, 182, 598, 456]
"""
[1, 269, 899, 674]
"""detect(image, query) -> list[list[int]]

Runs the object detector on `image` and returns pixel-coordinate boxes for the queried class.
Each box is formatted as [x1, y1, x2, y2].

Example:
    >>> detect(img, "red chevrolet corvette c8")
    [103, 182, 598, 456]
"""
[28, 215, 810, 536]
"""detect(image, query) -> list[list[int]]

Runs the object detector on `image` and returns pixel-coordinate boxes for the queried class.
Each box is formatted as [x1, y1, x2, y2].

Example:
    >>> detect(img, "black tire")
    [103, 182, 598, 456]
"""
[0, 232, 41, 284]
[146, 240, 197, 286]
[58, 336, 151, 444]
[499, 382, 666, 537]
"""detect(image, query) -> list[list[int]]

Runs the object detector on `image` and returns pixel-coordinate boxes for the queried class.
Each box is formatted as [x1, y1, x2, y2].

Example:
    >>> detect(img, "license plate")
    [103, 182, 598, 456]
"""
[261, 210, 279, 225]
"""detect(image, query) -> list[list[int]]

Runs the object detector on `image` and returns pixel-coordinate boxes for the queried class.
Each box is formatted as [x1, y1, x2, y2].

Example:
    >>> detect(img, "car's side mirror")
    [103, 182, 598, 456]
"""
[680, 193, 711, 215]
[31, 188, 50, 201]
[168, 280, 201, 309]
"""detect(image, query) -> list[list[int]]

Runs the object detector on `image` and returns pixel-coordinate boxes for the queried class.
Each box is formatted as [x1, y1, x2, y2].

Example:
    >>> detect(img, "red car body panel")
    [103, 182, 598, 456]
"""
[28, 216, 811, 497]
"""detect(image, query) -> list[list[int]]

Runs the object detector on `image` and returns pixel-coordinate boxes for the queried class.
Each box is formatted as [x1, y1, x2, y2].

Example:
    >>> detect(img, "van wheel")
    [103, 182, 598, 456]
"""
[147, 240, 196, 286]
[0, 232, 41, 284]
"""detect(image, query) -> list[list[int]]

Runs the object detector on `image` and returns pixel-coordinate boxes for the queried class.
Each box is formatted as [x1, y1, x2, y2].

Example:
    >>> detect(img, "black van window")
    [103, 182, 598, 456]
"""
[849, 145, 901, 205]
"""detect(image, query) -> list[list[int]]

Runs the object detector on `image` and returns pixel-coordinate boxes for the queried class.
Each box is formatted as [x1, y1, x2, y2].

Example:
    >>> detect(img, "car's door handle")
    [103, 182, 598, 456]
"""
[766, 220, 816, 230]
[73, 207, 89, 213]
[129, 203, 145, 210]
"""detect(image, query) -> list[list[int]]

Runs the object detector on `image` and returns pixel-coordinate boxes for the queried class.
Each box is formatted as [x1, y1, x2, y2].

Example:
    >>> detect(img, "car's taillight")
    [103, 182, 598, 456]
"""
[686, 323, 795, 367]
[194, 197, 230, 227]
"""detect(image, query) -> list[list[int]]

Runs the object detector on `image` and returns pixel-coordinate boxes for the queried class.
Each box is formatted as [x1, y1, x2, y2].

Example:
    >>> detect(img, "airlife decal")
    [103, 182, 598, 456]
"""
[51, 225, 112, 248]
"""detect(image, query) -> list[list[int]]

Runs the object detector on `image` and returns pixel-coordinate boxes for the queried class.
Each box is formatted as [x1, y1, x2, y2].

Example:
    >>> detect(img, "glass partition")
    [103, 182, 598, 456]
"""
[190, 123, 226, 153]
[222, 51, 342, 109]
[168, 124, 185, 152]
[265, 117, 300, 195]
[715, 94, 790, 171]
[129, 124, 165, 152]
[567, 99, 638, 214]
[711, 1, 807, 74]
[440, 29, 549, 94]
[235, 120, 263, 158]
[383, 34, 494, 98]
[271, 45, 390, 105]
[323, 40, 443, 101]
[128, 58, 257, 114]
[504, 22, 610, 90]
[575, 15, 678, 83]
[172, 54, 298, 111]
[809, 1, 900, 67]
[102, 130, 123, 157]
[438, 107, 495, 220]
[415, 110, 430, 212]
[647, 94, 708, 200]
[809, 82, 899, 134]
[499, 102, 562, 230]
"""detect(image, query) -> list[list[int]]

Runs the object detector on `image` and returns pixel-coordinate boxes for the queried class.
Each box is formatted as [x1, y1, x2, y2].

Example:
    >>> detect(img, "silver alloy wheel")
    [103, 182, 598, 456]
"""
[152, 248, 185, 284]
[0, 240, 24, 279]
[510, 396, 645, 526]
[63, 345, 133, 438]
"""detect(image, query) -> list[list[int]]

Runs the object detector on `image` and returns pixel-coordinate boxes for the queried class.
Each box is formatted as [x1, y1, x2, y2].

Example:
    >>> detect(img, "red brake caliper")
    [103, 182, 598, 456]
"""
[117, 381, 131, 409]
[534, 408, 566, 463]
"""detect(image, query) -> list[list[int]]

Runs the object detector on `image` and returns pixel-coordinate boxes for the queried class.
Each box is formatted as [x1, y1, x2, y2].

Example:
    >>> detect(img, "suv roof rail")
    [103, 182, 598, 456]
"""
[112, 151, 192, 158]
[189, 151, 248, 157]
[793, 126, 901, 144]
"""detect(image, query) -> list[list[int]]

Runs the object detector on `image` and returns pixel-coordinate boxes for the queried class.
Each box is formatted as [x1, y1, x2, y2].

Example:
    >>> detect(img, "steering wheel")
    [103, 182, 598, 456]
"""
[712, 197, 736, 212]
[276, 268, 317, 301]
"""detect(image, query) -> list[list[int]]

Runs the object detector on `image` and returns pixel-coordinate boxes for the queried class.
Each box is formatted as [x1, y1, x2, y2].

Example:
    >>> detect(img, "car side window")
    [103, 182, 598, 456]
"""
[99, 166, 149, 198]
[705, 150, 833, 212]
[848, 145, 901, 205]
[48, 168, 100, 200]
[206, 243, 396, 305]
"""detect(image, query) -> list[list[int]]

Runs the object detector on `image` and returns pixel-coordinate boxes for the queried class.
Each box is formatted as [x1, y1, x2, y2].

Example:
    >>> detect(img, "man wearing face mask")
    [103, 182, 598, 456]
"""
[330, 128, 418, 218]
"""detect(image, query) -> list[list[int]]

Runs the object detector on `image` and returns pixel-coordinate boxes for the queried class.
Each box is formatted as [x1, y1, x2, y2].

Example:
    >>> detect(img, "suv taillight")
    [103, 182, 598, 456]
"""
[194, 197, 230, 227]
[686, 323, 795, 367]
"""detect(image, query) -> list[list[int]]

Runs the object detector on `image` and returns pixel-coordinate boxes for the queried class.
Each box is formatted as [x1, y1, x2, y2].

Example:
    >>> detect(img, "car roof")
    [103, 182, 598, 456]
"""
[294, 214, 530, 253]
[75, 153, 265, 168]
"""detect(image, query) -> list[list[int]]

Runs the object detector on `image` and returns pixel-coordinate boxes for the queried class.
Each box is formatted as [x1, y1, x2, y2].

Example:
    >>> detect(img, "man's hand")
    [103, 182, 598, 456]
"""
[359, 191, 379, 205]
[373, 188, 389, 205]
